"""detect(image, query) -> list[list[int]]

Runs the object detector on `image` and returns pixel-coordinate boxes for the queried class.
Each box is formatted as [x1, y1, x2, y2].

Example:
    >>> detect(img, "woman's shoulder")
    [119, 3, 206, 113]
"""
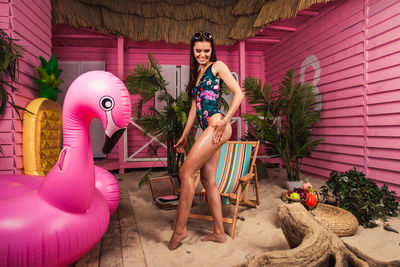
[212, 60, 230, 76]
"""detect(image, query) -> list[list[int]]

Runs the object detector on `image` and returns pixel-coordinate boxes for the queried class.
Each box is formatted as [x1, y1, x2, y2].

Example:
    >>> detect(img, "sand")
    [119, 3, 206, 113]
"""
[116, 168, 400, 266]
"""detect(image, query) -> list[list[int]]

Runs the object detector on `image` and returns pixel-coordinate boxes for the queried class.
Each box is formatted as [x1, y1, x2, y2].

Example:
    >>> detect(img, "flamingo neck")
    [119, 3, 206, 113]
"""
[38, 106, 97, 213]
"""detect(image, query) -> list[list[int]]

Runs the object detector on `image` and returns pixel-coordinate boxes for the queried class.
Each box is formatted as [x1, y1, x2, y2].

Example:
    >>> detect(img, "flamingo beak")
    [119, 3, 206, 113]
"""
[102, 128, 125, 154]
[102, 109, 127, 154]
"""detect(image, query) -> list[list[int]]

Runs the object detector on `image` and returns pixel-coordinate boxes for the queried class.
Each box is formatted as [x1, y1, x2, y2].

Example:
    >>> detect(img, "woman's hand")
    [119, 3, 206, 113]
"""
[211, 118, 229, 144]
[174, 136, 188, 153]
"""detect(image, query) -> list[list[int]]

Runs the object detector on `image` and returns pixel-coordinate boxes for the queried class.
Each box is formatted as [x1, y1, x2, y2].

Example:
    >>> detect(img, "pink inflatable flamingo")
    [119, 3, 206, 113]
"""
[0, 71, 131, 267]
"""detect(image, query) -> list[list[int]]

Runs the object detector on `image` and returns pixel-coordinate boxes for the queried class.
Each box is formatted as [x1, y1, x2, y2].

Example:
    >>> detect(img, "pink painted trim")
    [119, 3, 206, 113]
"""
[117, 36, 125, 173]
[245, 37, 281, 44]
[239, 40, 246, 137]
[363, 0, 369, 177]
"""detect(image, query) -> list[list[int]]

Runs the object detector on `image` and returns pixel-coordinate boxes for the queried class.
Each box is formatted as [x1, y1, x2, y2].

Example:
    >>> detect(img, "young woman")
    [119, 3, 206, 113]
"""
[168, 31, 244, 250]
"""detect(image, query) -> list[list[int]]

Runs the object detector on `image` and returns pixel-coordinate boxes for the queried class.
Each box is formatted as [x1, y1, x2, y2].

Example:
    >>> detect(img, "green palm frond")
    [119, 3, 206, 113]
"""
[0, 29, 26, 119]
[244, 68, 323, 181]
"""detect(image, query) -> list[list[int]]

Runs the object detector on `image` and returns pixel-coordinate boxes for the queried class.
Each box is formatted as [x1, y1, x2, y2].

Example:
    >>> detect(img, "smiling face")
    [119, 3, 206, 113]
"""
[193, 41, 212, 66]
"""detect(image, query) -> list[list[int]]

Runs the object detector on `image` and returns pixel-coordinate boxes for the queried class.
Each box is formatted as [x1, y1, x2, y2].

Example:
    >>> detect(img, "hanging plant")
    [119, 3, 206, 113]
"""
[0, 29, 26, 154]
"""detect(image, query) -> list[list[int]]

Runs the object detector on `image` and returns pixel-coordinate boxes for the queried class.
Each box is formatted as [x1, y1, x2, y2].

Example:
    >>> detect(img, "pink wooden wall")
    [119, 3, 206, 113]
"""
[264, 0, 400, 195]
[52, 39, 264, 168]
[0, 0, 52, 174]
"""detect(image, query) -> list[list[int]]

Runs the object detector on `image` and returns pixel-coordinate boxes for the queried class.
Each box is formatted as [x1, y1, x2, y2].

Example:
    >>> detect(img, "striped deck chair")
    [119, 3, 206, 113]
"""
[188, 141, 260, 239]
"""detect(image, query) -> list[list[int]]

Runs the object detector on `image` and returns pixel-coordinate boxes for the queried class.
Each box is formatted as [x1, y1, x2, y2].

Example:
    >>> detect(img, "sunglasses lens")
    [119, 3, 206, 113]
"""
[204, 32, 212, 39]
[193, 32, 201, 39]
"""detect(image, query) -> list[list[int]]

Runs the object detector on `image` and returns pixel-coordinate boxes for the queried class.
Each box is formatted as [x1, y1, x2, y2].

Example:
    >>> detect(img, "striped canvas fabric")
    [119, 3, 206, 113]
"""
[195, 142, 253, 204]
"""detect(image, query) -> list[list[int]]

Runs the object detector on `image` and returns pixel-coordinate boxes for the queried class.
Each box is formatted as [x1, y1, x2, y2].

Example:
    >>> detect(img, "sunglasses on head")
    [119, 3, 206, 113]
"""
[193, 32, 212, 40]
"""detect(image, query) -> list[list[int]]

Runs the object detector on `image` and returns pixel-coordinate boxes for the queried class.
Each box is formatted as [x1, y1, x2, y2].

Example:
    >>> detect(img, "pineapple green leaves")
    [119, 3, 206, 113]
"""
[34, 55, 63, 101]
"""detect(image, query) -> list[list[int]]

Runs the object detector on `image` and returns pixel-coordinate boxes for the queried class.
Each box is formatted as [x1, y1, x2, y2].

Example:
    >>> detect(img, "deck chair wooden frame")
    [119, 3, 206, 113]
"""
[188, 140, 260, 239]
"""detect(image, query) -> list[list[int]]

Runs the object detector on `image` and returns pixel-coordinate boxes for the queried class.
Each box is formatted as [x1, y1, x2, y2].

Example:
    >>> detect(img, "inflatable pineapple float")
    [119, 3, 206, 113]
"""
[23, 55, 63, 175]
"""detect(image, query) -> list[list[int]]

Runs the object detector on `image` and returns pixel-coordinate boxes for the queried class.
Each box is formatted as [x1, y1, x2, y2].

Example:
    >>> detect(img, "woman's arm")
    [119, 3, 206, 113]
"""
[214, 60, 244, 122]
[212, 60, 244, 142]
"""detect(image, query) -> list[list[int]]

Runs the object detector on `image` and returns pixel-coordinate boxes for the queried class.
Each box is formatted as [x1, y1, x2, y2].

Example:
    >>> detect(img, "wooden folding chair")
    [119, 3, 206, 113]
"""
[188, 140, 260, 239]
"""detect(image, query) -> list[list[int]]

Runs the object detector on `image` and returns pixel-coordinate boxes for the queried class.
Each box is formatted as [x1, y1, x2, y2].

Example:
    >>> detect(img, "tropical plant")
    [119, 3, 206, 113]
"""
[126, 53, 229, 187]
[0, 29, 25, 154]
[320, 168, 399, 227]
[34, 55, 63, 101]
[244, 68, 323, 181]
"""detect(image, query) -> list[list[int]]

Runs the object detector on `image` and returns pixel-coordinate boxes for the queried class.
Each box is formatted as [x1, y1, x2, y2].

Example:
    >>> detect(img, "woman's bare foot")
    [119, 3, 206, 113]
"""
[168, 231, 188, 250]
[200, 233, 227, 243]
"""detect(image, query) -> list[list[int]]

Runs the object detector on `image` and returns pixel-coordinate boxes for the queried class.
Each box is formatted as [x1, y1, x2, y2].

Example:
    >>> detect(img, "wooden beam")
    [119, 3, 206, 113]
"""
[298, 10, 319, 16]
[53, 34, 114, 39]
[268, 25, 297, 32]
[245, 37, 281, 44]
[117, 36, 125, 174]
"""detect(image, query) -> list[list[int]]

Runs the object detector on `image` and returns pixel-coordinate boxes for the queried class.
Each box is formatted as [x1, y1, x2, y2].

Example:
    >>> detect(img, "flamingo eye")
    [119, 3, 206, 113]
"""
[100, 96, 114, 111]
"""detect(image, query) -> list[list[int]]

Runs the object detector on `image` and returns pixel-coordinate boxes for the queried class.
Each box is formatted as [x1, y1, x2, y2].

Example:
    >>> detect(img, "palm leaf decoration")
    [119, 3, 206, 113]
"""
[125, 53, 193, 186]
[244, 68, 323, 181]
[0, 30, 26, 154]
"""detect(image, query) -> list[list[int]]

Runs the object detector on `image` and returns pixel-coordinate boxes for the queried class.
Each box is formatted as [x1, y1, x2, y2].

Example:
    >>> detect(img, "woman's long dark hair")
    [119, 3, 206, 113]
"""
[186, 32, 217, 99]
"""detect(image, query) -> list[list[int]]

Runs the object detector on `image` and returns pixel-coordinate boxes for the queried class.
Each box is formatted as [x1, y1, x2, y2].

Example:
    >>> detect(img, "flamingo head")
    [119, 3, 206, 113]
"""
[64, 71, 131, 154]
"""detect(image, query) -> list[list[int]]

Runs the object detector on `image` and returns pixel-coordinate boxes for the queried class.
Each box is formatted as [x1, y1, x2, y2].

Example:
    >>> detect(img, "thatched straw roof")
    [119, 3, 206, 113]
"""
[51, 0, 334, 45]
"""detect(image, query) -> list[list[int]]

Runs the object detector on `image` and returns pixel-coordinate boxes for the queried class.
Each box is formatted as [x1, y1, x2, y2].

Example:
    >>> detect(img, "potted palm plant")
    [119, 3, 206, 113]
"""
[244, 68, 323, 190]
[0, 29, 25, 154]
[125, 53, 193, 187]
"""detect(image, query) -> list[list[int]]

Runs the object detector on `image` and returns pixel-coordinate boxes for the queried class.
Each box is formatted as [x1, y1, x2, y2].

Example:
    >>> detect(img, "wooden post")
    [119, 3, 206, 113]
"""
[239, 40, 246, 137]
[117, 36, 125, 174]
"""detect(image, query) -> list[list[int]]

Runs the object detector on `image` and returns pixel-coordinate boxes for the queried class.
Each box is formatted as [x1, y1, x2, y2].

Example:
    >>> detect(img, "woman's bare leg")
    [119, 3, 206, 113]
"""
[199, 146, 227, 243]
[168, 118, 232, 250]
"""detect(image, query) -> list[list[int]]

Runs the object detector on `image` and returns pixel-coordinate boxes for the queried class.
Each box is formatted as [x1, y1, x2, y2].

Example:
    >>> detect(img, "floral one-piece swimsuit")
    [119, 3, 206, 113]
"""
[192, 63, 222, 130]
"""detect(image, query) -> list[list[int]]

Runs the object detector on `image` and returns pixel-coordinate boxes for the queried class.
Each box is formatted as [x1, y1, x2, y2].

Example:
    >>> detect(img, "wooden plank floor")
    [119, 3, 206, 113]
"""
[74, 192, 147, 267]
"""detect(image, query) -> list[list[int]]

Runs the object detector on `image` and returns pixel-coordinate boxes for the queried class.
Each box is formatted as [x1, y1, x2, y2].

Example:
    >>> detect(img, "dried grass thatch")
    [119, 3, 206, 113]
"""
[51, 0, 335, 45]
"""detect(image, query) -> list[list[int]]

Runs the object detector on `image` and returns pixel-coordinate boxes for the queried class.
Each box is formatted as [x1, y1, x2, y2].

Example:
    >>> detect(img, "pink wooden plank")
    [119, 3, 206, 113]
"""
[367, 9, 400, 40]
[302, 157, 359, 173]
[368, 147, 400, 160]
[319, 78, 364, 96]
[368, 137, 400, 149]
[0, 120, 12, 131]
[368, 126, 400, 137]
[0, 132, 13, 143]
[0, 145, 13, 156]
[320, 106, 363, 119]
[368, 90, 400, 105]
[368, 50, 400, 72]
[310, 151, 364, 165]
[368, 114, 400, 126]
[368, 64, 400, 84]
[0, 4, 9, 16]
[313, 135, 364, 146]
[313, 126, 364, 136]
[368, 168, 400, 187]
[368, 0, 399, 19]
[367, 101, 400, 115]
[12, 18, 51, 56]
[316, 143, 364, 156]
[14, 155, 23, 169]
[369, 157, 400, 173]
[368, 41, 400, 62]
[315, 116, 364, 127]
[0, 170, 14, 175]
[322, 95, 363, 110]
[0, 157, 14, 169]
[367, 77, 400, 94]
[367, 26, 400, 51]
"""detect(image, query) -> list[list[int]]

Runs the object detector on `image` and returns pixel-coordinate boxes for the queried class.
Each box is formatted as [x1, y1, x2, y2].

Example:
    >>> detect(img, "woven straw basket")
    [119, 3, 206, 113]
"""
[312, 203, 358, 237]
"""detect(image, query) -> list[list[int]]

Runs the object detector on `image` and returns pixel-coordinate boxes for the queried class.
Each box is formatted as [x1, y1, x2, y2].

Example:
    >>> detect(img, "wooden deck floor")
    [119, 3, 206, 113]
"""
[74, 191, 147, 267]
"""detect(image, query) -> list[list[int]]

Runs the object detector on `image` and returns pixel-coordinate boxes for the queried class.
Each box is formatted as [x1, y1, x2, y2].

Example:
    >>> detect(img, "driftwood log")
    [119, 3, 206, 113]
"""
[245, 203, 400, 267]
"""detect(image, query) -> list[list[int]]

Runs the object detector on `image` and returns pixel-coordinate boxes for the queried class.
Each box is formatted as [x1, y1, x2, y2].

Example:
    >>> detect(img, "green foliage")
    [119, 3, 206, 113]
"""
[125, 53, 193, 182]
[244, 68, 323, 181]
[34, 55, 63, 101]
[0, 29, 26, 121]
[320, 168, 399, 227]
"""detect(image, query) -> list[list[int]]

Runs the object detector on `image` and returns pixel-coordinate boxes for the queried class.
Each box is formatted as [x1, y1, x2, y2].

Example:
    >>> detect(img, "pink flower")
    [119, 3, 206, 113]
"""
[201, 90, 217, 100]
